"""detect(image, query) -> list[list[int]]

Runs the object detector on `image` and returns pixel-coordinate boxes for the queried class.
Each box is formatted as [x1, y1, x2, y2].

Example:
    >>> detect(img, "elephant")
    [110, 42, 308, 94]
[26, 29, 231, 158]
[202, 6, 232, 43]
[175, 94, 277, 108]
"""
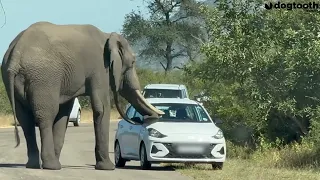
[1, 21, 164, 170]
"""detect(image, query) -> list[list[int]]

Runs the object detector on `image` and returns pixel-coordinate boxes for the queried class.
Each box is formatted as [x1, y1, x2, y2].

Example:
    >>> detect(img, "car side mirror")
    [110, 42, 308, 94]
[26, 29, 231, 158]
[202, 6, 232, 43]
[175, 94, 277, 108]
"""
[214, 117, 223, 125]
[131, 117, 143, 124]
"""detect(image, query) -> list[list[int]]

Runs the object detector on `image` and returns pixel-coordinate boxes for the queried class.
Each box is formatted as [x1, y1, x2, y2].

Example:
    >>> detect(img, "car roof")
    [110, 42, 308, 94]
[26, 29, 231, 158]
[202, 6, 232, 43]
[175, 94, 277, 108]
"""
[146, 98, 198, 105]
[143, 84, 187, 90]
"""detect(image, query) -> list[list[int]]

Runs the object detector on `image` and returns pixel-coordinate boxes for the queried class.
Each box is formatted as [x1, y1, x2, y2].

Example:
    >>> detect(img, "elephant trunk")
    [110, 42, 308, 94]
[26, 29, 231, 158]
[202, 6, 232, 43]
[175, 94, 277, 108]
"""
[113, 91, 137, 124]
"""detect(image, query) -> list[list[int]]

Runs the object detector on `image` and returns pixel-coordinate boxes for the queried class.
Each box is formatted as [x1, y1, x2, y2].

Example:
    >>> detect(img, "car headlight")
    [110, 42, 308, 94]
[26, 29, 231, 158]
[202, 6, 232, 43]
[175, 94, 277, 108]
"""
[213, 129, 224, 139]
[148, 128, 167, 138]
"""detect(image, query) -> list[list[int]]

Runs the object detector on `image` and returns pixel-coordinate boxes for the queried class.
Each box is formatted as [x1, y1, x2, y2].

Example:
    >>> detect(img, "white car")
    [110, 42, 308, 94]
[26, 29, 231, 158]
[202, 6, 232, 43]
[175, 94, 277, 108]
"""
[68, 97, 81, 126]
[114, 98, 226, 170]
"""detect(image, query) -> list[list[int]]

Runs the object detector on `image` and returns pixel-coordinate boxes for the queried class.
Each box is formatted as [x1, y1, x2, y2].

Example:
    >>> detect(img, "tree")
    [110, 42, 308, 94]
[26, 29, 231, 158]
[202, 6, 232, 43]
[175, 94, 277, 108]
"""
[122, 0, 206, 72]
[184, 0, 320, 144]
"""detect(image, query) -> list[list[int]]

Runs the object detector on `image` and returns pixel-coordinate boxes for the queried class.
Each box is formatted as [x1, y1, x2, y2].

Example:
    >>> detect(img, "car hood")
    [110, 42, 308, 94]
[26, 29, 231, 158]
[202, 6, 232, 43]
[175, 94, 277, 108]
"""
[146, 122, 220, 136]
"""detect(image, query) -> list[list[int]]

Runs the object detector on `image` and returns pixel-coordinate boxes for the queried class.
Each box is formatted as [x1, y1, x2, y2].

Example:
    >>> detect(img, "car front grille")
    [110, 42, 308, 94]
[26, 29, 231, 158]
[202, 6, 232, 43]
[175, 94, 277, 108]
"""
[162, 143, 216, 159]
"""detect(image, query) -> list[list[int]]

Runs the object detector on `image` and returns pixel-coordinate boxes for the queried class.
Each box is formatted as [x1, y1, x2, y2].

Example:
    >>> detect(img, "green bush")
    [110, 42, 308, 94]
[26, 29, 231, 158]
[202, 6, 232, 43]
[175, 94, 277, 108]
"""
[0, 70, 11, 114]
[182, 1, 320, 147]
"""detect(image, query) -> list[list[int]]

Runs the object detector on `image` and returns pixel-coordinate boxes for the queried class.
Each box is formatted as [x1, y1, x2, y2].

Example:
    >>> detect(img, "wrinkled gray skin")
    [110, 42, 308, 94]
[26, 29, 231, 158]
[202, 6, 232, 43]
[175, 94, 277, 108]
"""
[1, 21, 164, 170]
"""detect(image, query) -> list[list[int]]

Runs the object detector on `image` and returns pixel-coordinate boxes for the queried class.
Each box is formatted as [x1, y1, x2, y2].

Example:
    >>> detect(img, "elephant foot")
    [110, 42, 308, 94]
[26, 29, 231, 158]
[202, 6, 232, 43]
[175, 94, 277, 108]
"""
[42, 159, 61, 170]
[26, 160, 41, 169]
[95, 161, 115, 170]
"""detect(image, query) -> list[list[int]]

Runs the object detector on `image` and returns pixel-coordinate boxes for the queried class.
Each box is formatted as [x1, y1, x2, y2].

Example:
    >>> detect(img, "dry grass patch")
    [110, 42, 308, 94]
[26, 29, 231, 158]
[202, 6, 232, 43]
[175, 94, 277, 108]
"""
[0, 108, 121, 127]
[164, 159, 320, 180]
[80, 109, 120, 123]
[0, 113, 14, 128]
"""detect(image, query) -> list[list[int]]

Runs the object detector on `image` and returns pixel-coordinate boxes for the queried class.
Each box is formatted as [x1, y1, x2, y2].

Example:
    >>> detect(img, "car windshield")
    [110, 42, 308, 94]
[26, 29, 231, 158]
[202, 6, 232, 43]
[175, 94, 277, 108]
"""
[144, 89, 181, 98]
[136, 103, 212, 123]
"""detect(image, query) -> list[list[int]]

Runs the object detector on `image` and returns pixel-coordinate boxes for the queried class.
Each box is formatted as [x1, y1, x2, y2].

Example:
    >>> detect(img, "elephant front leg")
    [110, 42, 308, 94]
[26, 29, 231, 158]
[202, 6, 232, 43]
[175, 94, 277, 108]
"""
[53, 99, 74, 160]
[90, 91, 115, 170]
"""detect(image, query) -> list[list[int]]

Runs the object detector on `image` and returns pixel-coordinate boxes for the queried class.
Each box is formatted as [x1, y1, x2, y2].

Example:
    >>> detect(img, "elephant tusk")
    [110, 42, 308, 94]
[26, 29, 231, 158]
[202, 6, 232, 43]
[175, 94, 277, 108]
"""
[134, 90, 165, 115]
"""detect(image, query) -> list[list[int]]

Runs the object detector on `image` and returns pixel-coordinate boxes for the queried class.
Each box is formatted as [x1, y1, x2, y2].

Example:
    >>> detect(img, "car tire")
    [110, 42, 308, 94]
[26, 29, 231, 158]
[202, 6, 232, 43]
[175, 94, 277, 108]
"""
[114, 141, 126, 167]
[140, 142, 151, 170]
[73, 110, 81, 127]
[211, 162, 223, 170]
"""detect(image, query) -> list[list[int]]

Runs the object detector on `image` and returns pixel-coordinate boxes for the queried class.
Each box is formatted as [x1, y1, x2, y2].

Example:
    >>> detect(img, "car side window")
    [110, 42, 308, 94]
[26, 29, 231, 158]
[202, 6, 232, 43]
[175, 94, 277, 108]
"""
[185, 106, 196, 120]
[195, 106, 209, 122]
[133, 110, 143, 122]
[126, 106, 135, 119]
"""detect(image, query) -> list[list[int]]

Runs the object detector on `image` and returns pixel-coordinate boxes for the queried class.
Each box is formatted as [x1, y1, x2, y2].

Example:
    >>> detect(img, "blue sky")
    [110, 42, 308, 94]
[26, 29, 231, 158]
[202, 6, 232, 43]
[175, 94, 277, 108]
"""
[0, 0, 148, 60]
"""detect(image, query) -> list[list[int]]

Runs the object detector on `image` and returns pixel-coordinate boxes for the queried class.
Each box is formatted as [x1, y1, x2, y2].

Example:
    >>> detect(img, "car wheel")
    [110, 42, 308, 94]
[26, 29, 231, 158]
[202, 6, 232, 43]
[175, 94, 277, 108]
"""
[211, 162, 223, 170]
[114, 141, 126, 167]
[140, 142, 151, 170]
[73, 110, 81, 127]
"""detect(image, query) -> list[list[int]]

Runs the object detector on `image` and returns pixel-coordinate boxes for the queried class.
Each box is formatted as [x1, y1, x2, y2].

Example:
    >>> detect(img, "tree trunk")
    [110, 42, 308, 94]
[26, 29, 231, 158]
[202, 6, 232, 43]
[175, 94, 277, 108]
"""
[165, 42, 173, 73]
[164, 11, 173, 73]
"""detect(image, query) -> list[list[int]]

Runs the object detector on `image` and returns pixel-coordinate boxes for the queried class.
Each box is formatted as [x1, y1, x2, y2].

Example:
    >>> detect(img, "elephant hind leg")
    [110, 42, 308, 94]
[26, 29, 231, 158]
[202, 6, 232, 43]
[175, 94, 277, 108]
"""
[28, 88, 61, 170]
[53, 98, 75, 160]
[15, 100, 40, 169]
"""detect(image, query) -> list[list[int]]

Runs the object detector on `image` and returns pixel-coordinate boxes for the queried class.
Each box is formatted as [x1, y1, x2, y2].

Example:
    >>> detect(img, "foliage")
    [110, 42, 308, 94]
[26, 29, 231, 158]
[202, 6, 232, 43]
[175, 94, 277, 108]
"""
[0, 69, 11, 114]
[122, 0, 206, 71]
[184, 0, 320, 144]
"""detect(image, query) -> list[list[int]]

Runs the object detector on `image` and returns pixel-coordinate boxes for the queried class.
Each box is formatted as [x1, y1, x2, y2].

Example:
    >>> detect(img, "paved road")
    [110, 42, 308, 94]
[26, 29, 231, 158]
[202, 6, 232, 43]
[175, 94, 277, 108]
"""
[0, 121, 192, 180]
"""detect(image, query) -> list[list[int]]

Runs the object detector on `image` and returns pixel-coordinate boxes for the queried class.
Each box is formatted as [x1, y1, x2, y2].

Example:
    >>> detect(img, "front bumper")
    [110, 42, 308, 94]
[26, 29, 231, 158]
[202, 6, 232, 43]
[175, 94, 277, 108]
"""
[145, 135, 226, 163]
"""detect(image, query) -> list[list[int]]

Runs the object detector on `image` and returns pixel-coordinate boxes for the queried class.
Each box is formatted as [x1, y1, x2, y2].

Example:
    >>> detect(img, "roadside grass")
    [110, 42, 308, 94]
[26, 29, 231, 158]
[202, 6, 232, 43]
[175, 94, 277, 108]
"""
[163, 140, 320, 180]
[0, 108, 121, 128]
[0, 113, 13, 128]
[164, 159, 320, 180]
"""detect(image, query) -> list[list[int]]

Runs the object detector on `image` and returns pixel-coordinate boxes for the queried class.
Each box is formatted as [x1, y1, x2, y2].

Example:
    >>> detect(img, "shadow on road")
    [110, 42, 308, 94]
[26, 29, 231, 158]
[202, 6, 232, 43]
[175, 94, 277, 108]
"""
[117, 165, 175, 171]
[62, 164, 95, 170]
[62, 164, 176, 171]
[0, 163, 176, 172]
[0, 163, 25, 168]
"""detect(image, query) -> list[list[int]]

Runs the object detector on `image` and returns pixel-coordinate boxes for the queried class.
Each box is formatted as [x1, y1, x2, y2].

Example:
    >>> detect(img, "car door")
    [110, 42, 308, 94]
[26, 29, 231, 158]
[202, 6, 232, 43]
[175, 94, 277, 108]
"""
[118, 105, 135, 158]
[128, 110, 144, 159]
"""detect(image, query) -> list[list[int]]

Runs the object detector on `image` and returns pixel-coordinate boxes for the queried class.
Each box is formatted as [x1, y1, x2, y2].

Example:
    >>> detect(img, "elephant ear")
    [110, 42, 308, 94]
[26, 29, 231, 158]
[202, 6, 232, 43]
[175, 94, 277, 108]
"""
[107, 32, 123, 92]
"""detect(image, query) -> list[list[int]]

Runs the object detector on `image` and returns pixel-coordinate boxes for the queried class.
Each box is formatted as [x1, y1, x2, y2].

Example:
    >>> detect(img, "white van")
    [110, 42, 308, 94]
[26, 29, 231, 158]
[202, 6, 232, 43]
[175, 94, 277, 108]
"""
[142, 84, 189, 99]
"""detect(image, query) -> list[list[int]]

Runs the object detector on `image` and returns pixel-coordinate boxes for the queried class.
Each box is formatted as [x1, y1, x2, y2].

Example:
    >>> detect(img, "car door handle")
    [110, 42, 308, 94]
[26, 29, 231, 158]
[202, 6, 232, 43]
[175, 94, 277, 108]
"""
[129, 126, 133, 130]
[119, 125, 123, 128]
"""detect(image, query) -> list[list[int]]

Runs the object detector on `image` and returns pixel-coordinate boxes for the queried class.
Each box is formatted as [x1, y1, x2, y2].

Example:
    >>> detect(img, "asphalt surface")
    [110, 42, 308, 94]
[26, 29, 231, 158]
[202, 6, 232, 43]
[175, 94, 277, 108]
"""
[0, 121, 192, 180]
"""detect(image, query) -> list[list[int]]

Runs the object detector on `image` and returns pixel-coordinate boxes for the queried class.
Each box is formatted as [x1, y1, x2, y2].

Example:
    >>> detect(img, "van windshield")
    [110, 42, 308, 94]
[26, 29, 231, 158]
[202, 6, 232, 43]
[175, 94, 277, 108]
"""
[144, 89, 182, 98]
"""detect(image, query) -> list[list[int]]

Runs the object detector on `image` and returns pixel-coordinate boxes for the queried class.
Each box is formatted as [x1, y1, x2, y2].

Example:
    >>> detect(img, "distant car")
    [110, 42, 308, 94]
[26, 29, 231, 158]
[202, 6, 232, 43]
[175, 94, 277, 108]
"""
[114, 98, 226, 170]
[68, 97, 81, 126]
[142, 84, 189, 99]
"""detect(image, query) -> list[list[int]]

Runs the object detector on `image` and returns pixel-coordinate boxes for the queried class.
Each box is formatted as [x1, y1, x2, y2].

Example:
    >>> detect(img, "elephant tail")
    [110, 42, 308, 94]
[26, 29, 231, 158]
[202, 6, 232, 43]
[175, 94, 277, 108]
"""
[8, 71, 20, 148]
